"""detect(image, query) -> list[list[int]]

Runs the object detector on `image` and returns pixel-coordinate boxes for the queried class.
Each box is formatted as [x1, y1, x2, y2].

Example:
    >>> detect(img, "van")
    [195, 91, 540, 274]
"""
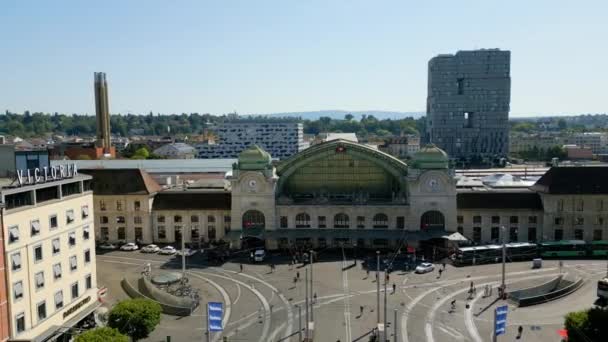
[254, 249, 266, 262]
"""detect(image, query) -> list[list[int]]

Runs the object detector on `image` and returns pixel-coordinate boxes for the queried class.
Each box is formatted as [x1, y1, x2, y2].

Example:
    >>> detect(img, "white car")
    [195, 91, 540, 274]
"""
[120, 242, 139, 251]
[415, 262, 435, 274]
[254, 249, 266, 262]
[98, 242, 117, 250]
[177, 248, 198, 257]
[159, 246, 177, 255]
[141, 244, 160, 253]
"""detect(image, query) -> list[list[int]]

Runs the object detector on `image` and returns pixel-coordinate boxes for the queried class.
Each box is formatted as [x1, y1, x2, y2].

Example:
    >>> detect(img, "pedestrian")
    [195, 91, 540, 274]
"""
[360, 305, 364, 315]
[469, 281, 474, 293]
[438, 268, 443, 277]
[442, 262, 446, 270]
[517, 325, 523, 339]
[386, 274, 390, 283]
[296, 271, 300, 280]
[392, 283, 396, 294]
[366, 269, 370, 278]
[450, 299, 456, 311]
[313, 292, 317, 304]
[239, 263, 243, 272]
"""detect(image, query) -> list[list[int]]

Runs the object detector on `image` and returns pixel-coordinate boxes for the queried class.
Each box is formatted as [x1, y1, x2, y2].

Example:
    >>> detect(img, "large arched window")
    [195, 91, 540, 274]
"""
[334, 213, 350, 228]
[295, 213, 311, 228]
[420, 210, 445, 230]
[242, 210, 265, 229]
[373, 213, 389, 228]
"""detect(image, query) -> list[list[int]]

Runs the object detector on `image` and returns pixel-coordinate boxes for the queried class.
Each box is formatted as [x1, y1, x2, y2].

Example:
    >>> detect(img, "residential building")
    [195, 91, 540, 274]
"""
[1, 165, 98, 341]
[566, 132, 608, 154]
[195, 121, 305, 159]
[563, 145, 593, 160]
[153, 143, 196, 159]
[426, 49, 511, 159]
[509, 132, 565, 154]
[81, 169, 161, 244]
[378, 135, 421, 159]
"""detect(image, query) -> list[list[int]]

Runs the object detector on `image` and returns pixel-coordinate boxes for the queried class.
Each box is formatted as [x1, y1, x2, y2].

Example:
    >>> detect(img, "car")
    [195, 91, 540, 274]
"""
[98, 242, 117, 250]
[177, 248, 198, 257]
[159, 246, 177, 255]
[141, 244, 160, 253]
[415, 262, 435, 274]
[253, 249, 266, 262]
[120, 242, 139, 251]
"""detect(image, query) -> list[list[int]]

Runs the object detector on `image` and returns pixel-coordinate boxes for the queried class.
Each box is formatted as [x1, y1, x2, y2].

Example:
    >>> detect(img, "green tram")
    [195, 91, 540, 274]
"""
[539, 240, 587, 258]
[590, 240, 608, 257]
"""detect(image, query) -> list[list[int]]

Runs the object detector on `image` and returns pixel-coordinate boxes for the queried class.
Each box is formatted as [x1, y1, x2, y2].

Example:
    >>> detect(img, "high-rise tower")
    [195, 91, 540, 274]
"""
[94, 72, 111, 151]
[426, 49, 511, 161]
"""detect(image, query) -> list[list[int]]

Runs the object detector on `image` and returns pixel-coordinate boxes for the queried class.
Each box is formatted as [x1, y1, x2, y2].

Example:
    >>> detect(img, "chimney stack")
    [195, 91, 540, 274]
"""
[94, 72, 111, 151]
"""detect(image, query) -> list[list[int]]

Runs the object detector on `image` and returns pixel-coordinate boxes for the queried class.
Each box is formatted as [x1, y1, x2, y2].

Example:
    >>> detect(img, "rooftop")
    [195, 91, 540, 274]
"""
[80, 168, 162, 195]
[531, 166, 608, 194]
[152, 191, 231, 210]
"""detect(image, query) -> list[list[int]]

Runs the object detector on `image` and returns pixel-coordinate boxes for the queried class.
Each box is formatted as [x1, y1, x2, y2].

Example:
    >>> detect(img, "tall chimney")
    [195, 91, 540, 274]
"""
[94, 72, 111, 151]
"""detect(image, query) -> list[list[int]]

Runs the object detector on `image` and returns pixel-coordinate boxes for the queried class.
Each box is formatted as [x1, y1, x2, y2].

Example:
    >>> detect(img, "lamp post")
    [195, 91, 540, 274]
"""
[376, 250, 380, 327]
[500, 225, 506, 297]
[310, 249, 314, 323]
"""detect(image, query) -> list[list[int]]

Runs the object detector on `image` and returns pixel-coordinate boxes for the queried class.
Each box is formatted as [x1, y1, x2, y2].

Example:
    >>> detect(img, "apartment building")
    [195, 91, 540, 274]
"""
[566, 132, 608, 154]
[1, 166, 98, 341]
[378, 135, 421, 159]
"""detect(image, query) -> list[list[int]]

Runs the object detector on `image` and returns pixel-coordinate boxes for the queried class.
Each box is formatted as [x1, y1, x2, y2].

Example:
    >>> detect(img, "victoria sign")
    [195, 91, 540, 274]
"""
[16, 164, 78, 187]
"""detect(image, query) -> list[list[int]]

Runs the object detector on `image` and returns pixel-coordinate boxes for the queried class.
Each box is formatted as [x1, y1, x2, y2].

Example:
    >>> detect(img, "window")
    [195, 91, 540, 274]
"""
[528, 216, 538, 224]
[49, 215, 58, 229]
[191, 215, 199, 223]
[100, 200, 106, 211]
[397, 216, 405, 229]
[53, 263, 62, 280]
[557, 199, 564, 212]
[66, 210, 75, 224]
[280, 216, 288, 228]
[597, 199, 604, 211]
[576, 200, 584, 212]
[510, 216, 519, 224]
[134, 201, 141, 211]
[555, 217, 564, 225]
[224, 216, 231, 224]
[35, 271, 44, 289]
[31, 219, 41, 236]
[191, 227, 200, 240]
[101, 227, 109, 241]
[457, 226, 464, 234]
[55, 291, 64, 309]
[70, 256, 77, 271]
[596, 216, 604, 225]
[9, 225, 19, 243]
[594, 229, 603, 241]
[296, 213, 310, 228]
[83, 226, 90, 240]
[69, 231, 76, 246]
[528, 227, 537, 242]
[134, 216, 142, 224]
[491, 227, 499, 241]
[13, 281, 23, 300]
[157, 215, 165, 223]
[242, 210, 265, 229]
[116, 200, 123, 211]
[491, 216, 500, 224]
[37, 301, 46, 321]
[575, 217, 584, 225]
[208, 227, 216, 240]
[100, 216, 109, 224]
[318, 216, 326, 228]
[15, 313, 25, 334]
[158, 226, 166, 239]
[473, 216, 482, 224]
[34, 245, 43, 262]
[117, 227, 126, 240]
[12, 252, 21, 271]
[174, 215, 183, 223]
[574, 229, 584, 240]
[554, 229, 564, 240]
[509, 227, 518, 242]
[116, 216, 126, 224]
[207, 215, 216, 223]
[52, 238, 60, 254]
[135, 227, 143, 241]
[71, 282, 79, 299]
[86, 274, 92, 289]
[334, 213, 349, 228]
[84, 249, 91, 263]
[457, 216, 463, 224]
[317, 237, 327, 248]
[357, 216, 365, 229]
[457, 77, 464, 95]
[373, 214, 388, 228]
[81, 205, 89, 219]
[473, 227, 482, 243]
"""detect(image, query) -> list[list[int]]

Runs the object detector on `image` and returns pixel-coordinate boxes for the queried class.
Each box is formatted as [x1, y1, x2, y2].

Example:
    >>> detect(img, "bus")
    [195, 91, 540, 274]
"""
[539, 240, 587, 258]
[590, 241, 608, 257]
[453, 245, 502, 266]
[598, 277, 608, 300]
[506, 242, 538, 261]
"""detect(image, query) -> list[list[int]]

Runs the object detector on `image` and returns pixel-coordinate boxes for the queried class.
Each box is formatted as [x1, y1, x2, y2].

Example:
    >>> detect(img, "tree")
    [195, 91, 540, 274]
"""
[344, 114, 354, 121]
[108, 298, 162, 341]
[132, 147, 150, 160]
[558, 118, 567, 130]
[564, 307, 608, 342]
[75, 327, 128, 342]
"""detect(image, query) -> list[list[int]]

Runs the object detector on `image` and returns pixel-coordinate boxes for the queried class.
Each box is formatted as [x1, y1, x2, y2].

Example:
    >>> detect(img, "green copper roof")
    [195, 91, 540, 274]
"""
[411, 144, 449, 169]
[236, 145, 272, 170]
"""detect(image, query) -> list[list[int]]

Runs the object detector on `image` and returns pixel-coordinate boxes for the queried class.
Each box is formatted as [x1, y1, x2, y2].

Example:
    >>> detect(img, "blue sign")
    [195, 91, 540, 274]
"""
[494, 305, 508, 336]
[208, 302, 224, 332]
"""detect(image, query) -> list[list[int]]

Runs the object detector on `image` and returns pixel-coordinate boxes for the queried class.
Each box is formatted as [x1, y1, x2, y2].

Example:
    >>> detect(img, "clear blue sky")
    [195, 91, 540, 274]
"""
[1, 0, 606, 116]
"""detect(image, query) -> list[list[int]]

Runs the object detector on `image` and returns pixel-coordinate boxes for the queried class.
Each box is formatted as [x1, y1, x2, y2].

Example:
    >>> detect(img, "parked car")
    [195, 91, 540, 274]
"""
[120, 242, 139, 251]
[98, 242, 117, 250]
[415, 262, 435, 274]
[254, 249, 266, 262]
[159, 246, 177, 255]
[141, 244, 160, 253]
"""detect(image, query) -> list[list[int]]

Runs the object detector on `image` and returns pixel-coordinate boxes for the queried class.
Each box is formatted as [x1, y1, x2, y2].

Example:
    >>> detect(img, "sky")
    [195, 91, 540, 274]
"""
[0, 0, 606, 117]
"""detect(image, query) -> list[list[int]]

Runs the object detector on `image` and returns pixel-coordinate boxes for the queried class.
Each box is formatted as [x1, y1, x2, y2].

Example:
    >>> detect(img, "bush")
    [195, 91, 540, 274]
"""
[75, 327, 128, 342]
[564, 307, 608, 342]
[108, 298, 162, 341]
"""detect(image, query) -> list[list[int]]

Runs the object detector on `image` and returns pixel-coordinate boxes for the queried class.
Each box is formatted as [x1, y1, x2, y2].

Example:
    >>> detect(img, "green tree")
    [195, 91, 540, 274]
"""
[132, 147, 150, 160]
[564, 307, 608, 342]
[108, 298, 162, 341]
[558, 118, 567, 130]
[75, 327, 128, 342]
[344, 114, 354, 121]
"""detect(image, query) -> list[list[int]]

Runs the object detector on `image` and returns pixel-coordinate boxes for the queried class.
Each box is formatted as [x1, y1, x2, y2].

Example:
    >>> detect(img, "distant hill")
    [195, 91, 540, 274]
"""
[245, 110, 425, 120]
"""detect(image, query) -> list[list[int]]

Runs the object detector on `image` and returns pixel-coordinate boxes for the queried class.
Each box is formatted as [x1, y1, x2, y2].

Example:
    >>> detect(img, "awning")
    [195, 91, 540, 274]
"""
[9, 226, 19, 242]
[442, 232, 469, 242]
[12, 253, 21, 269]
[14, 281, 23, 297]
[54, 291, 63, 306]
[53, 264, 62, 278]
[82, 206, 89, 217]
[35, 272, 44, 287]
[31, 220, 41, 234]
[67, 210, 75, 222]
[70, 256, 77, 269]
[52, 239, 61, 252]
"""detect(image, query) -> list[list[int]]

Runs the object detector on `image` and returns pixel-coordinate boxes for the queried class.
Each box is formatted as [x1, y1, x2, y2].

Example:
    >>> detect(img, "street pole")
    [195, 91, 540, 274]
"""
[297, 305, 302, 342]
[182, 230, 186, 279]
[305, 268, 309, 340]
[394, 309, 398, 342]
[384, 271, 388, 339]
[310, 249, 314, 323]
[376, 250, 380, 328]
[205, 304, 210, 342]
[501, 225, 506, 297]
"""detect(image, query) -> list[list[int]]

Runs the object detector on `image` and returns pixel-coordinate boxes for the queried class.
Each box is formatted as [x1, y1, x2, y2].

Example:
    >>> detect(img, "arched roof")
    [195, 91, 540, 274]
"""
[411, 144, 449, 169]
